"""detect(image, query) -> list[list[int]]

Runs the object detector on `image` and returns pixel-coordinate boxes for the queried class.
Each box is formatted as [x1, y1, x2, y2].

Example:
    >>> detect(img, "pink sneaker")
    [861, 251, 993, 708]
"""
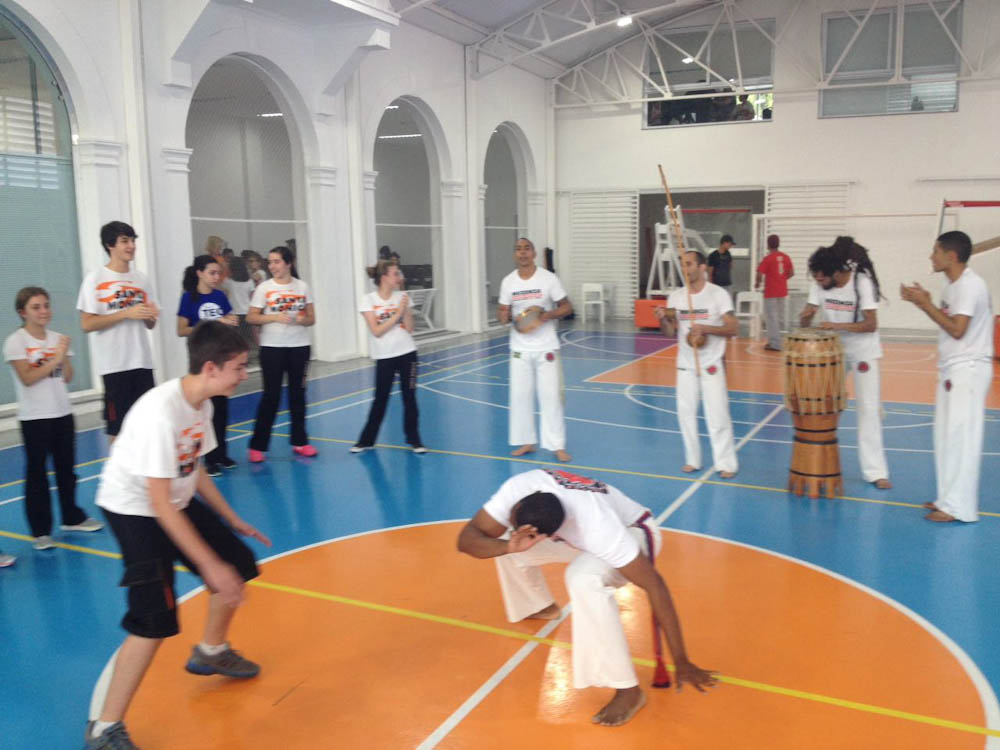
[292, 444, 318, 458]
[248, 449, 266, 463]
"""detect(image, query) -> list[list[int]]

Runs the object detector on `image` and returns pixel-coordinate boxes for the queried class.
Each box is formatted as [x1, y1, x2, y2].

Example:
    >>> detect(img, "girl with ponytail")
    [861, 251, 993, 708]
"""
[176, 254, 240, 474]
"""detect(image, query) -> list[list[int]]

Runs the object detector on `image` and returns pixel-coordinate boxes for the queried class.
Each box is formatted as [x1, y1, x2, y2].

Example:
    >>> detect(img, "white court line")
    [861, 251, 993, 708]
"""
[0, 473, 102, 508]
[561, 330, 675, 361]
[582, 339, 679, 382]
[416, 609, 571, 749]
[656, 404, 785, 525]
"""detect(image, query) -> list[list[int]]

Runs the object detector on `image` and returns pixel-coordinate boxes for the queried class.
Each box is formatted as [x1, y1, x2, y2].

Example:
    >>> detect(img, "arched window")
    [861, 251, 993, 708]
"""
[0, 10, 90, 405]
[483, 128, 525, 324]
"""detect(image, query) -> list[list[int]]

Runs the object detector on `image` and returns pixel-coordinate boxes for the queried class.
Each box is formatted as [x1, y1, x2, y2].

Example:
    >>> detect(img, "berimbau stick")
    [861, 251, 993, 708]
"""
[658, 164, 702, 376]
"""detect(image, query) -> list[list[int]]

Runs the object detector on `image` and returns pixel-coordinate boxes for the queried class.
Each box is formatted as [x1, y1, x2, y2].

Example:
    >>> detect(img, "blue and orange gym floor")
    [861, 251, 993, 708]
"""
[1, 325, 999, 749]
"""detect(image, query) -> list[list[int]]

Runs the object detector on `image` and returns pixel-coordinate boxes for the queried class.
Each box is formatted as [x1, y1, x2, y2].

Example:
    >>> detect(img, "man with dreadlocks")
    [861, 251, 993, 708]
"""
[799, 236, 891, 489]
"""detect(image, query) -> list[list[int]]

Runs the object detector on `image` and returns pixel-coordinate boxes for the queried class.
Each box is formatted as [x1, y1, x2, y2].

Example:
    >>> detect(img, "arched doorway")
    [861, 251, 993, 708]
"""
[0, 9, 91, 404]
[483, 125, 529, 324]
[372, 98, 443, 330]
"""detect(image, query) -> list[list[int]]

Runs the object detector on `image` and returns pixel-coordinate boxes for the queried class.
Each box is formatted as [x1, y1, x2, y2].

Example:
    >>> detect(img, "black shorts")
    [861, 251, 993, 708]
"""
[102, 368, 155, 436]
[102, 499, 259, 639]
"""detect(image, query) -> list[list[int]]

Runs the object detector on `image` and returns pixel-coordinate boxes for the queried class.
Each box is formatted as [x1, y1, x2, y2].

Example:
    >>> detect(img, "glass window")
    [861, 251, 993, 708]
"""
[645, 19, 774, 129]
[821, 2, 961, 118]
[0, 11, 91, 406]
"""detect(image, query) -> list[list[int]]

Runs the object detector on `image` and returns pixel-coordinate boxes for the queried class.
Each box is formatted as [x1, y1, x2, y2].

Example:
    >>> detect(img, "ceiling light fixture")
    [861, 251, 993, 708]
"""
[616, 13, 633, 27]
[258, 112, 283, 118]
[385, 105, 399, 110]
[377, 133, 422, 139]
[682, 56, 694, 64]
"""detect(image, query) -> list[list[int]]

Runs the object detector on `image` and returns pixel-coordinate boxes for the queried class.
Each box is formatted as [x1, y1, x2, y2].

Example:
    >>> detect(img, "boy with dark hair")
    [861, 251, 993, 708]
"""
[77, 221, 159, 440]
[901, 231, 994, 522]
[86, 321, 271, 750]
[707, 234, 734, 288]
[458, 469, 716, 728]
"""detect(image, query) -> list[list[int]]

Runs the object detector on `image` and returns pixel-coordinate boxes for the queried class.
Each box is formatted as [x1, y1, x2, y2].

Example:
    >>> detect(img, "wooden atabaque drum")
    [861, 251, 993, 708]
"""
[783, 329, 847, 499]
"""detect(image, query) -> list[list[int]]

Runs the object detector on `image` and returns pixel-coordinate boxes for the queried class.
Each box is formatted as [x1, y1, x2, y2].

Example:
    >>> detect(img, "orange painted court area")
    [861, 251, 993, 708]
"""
[127, 524, 987, 749]
[590, 339, 1000, 407]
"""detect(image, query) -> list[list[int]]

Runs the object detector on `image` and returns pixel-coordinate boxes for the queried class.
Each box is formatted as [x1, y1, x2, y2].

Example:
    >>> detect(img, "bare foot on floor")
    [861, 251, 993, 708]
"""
[511, 444, 536, 457]
[873, 479, 892, 489]
[592, 687, 646, 727]
[925, 510, 956, 522]
[718, 470, 736, 479]
[555, 449, 571, 462]
[527, 603, 560, 620]
[682, 465, 699, 473]
[922, 502, 938, 510]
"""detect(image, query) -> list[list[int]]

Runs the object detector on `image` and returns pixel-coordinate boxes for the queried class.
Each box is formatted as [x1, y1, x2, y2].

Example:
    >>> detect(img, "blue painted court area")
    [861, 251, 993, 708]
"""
[0, 330, 998, 748]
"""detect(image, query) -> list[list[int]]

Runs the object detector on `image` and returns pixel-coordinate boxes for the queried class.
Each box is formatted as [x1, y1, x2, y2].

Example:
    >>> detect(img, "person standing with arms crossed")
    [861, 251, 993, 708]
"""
[655, 251, 739, 478]
[755, 234, 794, 351]
[246, 246, 317, 462]
[177, 255, 241, 476]
[901, 231, 994, 522]
[800, 237, 891, 489]
[77, 222, 159, 442]
[707, 234, 734, 291]
[497, 238, 573, 463]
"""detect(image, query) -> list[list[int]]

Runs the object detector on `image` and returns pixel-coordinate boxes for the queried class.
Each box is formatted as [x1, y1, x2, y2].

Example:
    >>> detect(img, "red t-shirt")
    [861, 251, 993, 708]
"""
[757, 251, 793, 298]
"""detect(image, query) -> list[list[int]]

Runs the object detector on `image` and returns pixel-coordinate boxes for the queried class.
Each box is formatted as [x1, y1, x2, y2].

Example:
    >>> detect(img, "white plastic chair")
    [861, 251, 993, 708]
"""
[406, 288, 437, 331]
[580, 283, 608, 324]
[734, 291, 763, 340]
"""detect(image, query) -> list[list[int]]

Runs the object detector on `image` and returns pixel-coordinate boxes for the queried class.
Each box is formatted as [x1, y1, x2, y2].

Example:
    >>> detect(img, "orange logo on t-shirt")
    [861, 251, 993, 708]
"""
[25, 345, 62, 378]
[264, 290, 306, 314]
[96, 280, 147, 311]
[177, 424, 205, 477]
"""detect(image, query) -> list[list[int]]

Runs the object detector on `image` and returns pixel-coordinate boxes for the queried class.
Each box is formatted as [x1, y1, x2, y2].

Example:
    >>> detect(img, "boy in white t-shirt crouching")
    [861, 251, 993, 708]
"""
[85, 321, 271, 750]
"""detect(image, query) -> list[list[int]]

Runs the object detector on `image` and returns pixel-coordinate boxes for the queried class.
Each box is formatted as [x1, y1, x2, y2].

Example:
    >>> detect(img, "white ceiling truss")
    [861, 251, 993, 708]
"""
[470, 0, 717, 79]
[552, 0, 1000, 108]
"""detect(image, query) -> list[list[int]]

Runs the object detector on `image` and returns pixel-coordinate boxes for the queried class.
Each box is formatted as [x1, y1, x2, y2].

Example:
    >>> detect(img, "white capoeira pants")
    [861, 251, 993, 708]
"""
[494, 524, 662, 689]
[509, 350, 566, 450]
[934, 361, 992, 522]
[763, 296, 786, 349]
[676, 363, 738, 474]
[846, 358, 889, 482]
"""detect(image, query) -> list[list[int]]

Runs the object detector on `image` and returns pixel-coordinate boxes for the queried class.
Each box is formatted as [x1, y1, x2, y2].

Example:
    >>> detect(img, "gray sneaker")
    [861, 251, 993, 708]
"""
[84, 721, 140, 749]
[185, 644, 260, 678]
[33, 535, 55, 550]
[62, 517, 104, 533]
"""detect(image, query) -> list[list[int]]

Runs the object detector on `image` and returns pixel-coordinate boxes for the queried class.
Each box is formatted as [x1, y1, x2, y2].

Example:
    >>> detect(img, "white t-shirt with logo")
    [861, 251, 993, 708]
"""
[96, 378, 217, 517]
[806, 271, 883, 363]
[938, 267, 994, 370]
[667, 283, 733, 370]
[250, 277, 313, 348]
[359, 290, 417, 360]
[3, 328, 73, 420]
[76, 266, 156, 375]
[498, 267, 567, 352]
[482, 468, 651, 569]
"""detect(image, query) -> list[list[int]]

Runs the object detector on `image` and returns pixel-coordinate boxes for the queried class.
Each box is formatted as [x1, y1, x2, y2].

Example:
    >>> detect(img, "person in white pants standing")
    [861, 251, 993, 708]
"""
[902, 231, 994, 523]
[655, 251, 739, 478]
[457, 468, 717, 727]
[799, 236, 891, 489]
[497, 238, 573, 462]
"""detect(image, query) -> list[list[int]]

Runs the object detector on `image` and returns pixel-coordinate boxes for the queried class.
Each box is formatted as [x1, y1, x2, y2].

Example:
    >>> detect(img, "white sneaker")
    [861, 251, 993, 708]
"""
[33, 535, 55, 550]
[0, 553, 15, 567]
[61, 517, 104, 533]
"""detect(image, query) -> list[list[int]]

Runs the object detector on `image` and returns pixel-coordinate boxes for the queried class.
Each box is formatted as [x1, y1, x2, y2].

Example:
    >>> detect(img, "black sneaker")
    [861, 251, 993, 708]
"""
[85, 721, 139, 749]
[219, 457, 238, 470]
[205, 463, 222, 477]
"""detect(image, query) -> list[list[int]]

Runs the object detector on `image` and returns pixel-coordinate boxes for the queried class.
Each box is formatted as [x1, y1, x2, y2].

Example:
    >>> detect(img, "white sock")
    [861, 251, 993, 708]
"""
[198, 641, 229, 656]
[91, 721, 115, 738]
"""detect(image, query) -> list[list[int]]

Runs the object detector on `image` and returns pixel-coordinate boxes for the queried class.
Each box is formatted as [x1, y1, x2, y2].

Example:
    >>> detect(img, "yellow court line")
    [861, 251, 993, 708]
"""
[250, 578, 999, 739]
[273, 433, 1000, 519]
[3, 525, 995, 738]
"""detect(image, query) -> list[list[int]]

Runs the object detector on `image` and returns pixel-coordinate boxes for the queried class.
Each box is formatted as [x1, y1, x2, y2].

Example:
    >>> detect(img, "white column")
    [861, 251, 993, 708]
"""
[476, 183, 489, 328]
[362, 170, 379, 266]
[527, 190, 546, 255]
[440, 179, 469, 331]
[305, 166, 356, 361]
[73, 139, 131, 392]
[154, 146, 196, 380]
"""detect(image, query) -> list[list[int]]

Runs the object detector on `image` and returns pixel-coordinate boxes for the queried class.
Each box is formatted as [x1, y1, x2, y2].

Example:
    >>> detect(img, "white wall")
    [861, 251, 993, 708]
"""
[555, 0, 1000, 329]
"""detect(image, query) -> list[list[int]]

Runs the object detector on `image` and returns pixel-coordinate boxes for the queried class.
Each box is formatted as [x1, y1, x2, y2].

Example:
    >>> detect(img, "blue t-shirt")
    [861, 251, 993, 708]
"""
[176, 289, 232, 325]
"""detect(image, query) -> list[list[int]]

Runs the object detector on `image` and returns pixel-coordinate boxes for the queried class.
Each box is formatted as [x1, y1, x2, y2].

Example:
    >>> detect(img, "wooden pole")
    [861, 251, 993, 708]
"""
[658, 164, 701, 376]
